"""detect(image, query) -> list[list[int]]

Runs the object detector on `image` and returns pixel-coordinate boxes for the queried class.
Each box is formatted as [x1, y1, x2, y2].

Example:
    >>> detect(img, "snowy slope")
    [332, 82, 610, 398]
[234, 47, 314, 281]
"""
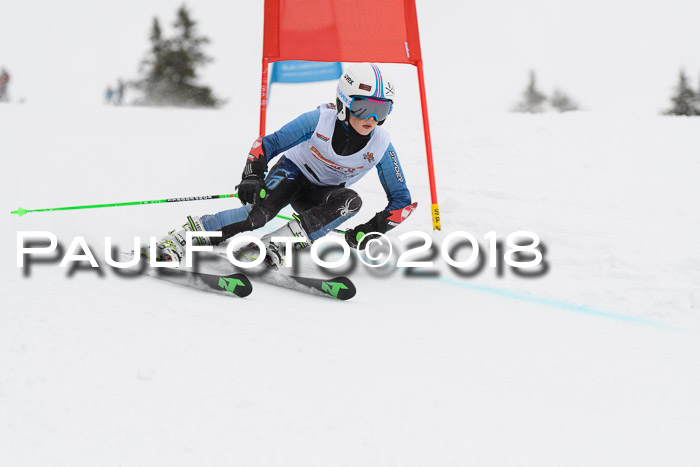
[2, 85, 700, 465]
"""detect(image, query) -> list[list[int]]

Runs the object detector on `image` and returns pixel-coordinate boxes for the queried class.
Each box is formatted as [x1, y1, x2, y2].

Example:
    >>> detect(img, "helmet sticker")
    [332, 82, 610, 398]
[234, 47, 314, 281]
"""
[337, 86, 352, 107]
[385, 82, 395, 98]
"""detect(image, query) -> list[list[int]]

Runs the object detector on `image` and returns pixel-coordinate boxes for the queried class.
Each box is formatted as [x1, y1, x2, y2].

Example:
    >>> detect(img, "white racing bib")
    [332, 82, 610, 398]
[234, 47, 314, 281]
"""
[285, 104, 391, 186]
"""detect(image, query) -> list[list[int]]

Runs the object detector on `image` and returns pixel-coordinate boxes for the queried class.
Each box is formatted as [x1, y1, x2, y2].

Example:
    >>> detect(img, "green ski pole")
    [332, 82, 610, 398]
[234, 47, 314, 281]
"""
[274, 213, 345, 235]
[11, 189, 346, 234]
[11, 190, 266, 217]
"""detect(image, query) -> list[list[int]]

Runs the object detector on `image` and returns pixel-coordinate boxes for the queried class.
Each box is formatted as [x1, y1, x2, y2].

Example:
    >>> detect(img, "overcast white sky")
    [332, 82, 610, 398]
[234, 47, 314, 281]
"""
[1, 0, 699, 114]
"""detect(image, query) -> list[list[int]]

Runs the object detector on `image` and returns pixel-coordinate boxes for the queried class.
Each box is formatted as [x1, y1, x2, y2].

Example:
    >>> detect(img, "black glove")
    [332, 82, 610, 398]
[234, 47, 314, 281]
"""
[237, 137, 269, 205]
[345, 211, 391, 250]
[345, 228, 378, 250]
[236, 174, 266, 205]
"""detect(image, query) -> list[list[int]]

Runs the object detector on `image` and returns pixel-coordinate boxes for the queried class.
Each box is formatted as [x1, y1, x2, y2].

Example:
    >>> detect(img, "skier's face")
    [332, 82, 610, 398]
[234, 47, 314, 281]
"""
[349, 113, 377, 136]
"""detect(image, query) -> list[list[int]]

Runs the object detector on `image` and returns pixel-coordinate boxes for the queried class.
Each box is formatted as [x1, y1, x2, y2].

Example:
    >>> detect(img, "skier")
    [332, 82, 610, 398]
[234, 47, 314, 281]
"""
[0, 68, 10, 102]
[155, 62, 416, 268]
[104, 85, 114, 105]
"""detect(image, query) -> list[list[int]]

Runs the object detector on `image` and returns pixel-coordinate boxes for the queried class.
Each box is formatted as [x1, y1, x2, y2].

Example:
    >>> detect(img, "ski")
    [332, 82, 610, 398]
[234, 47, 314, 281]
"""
[219, 247, 357, 300]
[120, 253, 253, 298]
[250, 269, 356, 300]
[124, 248, 355, 300]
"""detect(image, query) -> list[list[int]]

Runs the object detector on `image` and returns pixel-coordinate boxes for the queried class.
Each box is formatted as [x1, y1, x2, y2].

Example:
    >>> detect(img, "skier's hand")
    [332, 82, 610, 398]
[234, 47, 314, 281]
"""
[345, 224, 381, 250]
[236, 175, 266, 205]
[345, 211, 393, 249]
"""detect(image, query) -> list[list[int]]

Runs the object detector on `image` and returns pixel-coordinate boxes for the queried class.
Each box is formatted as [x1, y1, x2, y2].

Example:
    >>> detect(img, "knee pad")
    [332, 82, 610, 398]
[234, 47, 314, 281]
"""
[247, 206, 270, 230]
[328, 188, 362, 217]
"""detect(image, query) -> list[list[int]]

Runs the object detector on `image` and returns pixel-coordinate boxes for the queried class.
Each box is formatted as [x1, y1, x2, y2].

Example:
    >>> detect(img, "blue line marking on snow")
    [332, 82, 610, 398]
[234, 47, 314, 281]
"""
[437, 277, 667, 328]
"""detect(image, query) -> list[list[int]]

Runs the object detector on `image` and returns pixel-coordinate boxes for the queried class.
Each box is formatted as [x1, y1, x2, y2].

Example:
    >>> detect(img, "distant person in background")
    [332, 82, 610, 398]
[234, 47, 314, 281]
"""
[104, 85, 114, 105]
[0, 68, 10, 102]
[115, 79, 125, 105]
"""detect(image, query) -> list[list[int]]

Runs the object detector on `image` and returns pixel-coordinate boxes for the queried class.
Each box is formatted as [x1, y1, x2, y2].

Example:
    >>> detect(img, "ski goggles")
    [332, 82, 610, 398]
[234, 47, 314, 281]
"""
[349, 97, 393, 121]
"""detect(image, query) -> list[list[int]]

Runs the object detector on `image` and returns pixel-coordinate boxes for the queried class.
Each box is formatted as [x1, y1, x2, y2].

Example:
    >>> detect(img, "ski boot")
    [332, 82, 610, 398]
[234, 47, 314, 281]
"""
[260, 215, 309, 269]
[153, 215, 212, 262]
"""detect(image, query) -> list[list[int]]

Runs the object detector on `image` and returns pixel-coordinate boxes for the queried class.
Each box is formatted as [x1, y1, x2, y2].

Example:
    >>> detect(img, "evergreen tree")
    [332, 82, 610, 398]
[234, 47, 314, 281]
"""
[694, 73, 700, 115]
[513, 70, 548, 113]
[550, 88, 579, 112]
[133, 5, 220, 107]
[133, 18, 170, 105]
[664, 69, 697, 116]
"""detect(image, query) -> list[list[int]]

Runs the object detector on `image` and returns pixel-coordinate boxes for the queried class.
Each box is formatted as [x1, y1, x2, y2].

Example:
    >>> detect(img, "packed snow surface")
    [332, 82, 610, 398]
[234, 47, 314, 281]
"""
[2, 88, 700, 465]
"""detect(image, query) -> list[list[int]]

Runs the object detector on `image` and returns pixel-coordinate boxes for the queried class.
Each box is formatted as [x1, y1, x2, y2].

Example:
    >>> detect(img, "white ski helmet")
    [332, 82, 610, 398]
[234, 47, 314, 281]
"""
[336, 63, 395, 125]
